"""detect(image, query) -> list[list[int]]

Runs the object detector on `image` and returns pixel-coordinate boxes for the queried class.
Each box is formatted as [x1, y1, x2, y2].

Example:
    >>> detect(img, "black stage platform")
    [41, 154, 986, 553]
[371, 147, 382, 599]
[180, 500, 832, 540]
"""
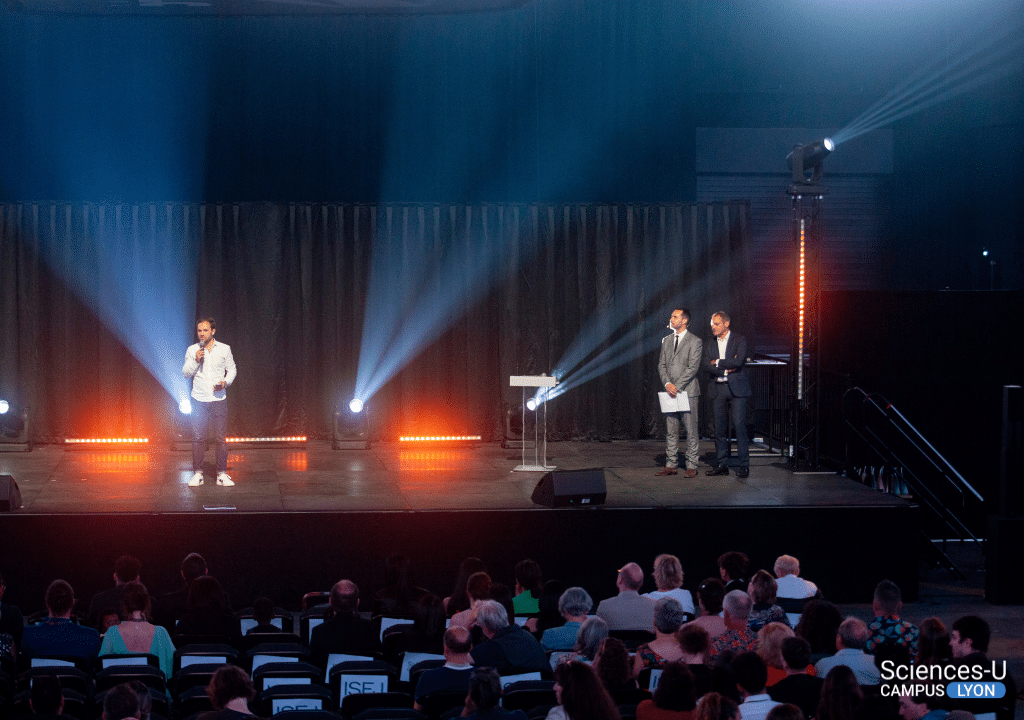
[0, 440, 919, 615]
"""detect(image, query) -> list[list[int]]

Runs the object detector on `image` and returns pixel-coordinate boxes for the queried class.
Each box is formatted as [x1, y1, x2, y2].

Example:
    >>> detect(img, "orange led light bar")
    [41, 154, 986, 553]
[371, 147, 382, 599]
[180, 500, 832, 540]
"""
[399, 435, 481, 442]
[64, 438, 149, 444]
[226, 436, 307, 443]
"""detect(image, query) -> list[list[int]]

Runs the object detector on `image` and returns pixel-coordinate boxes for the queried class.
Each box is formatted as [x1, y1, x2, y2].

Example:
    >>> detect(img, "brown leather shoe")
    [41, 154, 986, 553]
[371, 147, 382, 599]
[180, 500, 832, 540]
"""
[655, 468, 678, 476]
[684, 468, 697, 478]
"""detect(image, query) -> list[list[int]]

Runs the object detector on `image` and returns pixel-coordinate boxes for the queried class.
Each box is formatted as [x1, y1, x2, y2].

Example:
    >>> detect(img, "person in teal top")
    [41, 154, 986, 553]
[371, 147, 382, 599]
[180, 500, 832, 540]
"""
[512, 559, 542, 616]
[98, 581, 175, 680]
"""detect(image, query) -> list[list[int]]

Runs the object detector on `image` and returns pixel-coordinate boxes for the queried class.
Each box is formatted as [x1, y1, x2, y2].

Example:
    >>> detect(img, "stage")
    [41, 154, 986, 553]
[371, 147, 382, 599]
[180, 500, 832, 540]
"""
[0, 440, 920, 613]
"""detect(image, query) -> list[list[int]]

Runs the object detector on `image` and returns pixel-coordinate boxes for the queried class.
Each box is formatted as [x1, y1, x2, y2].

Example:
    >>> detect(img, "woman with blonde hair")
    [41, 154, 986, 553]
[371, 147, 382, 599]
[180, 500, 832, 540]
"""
[643, 554, 695, 615]
[693, 692, 739, 720]
[756, 622, 795, 687]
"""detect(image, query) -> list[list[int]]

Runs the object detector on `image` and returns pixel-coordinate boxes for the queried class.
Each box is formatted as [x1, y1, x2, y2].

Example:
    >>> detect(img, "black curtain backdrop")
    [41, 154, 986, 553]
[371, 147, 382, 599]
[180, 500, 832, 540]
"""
[0, 200, 751, 443]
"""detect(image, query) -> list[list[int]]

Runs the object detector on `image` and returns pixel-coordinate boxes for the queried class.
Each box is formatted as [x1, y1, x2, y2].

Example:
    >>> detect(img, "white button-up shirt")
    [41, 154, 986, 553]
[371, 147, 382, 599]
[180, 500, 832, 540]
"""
[183, 340, 237, 402]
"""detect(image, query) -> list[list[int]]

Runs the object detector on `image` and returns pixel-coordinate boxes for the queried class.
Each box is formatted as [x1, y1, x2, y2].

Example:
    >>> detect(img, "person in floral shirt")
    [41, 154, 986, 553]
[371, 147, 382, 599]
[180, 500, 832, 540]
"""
[710, 590, 758, 659]
[864, 579, 918, 656]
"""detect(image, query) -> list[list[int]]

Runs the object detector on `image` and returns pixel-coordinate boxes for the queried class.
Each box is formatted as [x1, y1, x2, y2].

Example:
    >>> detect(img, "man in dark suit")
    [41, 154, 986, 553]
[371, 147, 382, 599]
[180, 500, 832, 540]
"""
[309, 579, 380, 665]
[657, 308, 703, 477]
[703, 311, 752, 477]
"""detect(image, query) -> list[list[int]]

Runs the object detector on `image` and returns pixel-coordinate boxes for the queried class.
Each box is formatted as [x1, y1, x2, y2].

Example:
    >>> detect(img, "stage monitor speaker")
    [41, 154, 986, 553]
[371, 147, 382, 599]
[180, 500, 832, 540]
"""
[531, 468, 606, 508]
[0, 475, 22, 512]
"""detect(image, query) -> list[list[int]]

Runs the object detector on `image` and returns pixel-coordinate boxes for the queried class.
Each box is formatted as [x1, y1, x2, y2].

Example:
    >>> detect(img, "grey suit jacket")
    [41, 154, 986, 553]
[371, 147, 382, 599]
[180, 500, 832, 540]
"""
[658, 330, 703, 398]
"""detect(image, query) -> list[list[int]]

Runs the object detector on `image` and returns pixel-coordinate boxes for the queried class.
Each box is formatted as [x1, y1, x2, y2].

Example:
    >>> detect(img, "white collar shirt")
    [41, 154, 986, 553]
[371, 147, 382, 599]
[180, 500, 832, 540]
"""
[183, 340, 237, 402]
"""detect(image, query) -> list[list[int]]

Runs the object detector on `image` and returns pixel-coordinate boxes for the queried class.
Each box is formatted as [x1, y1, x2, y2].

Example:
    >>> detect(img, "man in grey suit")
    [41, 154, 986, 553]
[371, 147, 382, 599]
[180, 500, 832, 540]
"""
[657, 308, 703, 477]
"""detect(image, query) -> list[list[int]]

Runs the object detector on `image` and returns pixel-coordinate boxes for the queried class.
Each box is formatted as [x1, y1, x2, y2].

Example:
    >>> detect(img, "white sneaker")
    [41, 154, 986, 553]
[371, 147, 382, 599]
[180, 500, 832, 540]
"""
[216, 472, 234, 487]
[188, 471, 203, 487]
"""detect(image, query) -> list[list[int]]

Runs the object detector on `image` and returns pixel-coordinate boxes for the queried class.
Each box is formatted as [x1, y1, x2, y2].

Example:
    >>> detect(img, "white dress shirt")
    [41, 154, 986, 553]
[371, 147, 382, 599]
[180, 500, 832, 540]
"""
[183, 340, 237, 402]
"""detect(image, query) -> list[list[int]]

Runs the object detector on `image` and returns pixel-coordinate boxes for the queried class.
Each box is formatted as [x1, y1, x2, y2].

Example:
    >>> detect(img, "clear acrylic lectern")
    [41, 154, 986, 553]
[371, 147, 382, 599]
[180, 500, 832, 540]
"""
[510, 375, 557, 472]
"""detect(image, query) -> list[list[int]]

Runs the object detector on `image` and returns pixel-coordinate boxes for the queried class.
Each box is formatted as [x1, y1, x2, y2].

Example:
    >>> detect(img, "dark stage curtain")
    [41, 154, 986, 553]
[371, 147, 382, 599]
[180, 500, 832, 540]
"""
[0, 200, 750, 443]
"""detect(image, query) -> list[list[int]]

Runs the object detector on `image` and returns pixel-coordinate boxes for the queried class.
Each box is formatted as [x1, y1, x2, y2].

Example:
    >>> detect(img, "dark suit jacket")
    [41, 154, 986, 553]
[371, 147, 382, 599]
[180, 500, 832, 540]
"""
[308, 612, 380, 664]
[703, 332, 752, 399]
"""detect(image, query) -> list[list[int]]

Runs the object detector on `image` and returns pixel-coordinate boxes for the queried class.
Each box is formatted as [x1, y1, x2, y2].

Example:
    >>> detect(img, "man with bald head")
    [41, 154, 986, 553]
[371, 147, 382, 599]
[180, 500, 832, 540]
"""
[595, 562, 656, 631]
[309, 579, 379, 664]
[413, 627, 475, 711]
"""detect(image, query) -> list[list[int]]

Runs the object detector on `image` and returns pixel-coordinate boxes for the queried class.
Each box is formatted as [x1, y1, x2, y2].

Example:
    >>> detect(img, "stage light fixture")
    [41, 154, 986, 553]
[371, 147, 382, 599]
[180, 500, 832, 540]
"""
[525, 398, 537, 412]
[64, 438, 150, 448]
[335, 402, 370, 450]
[399, 435, 481, 445]
[225, 436, 307, 448]
[349, 398, 364, 413]
[787, 138, 834, 185]
[0, 400, 30, 452]
[0, 400, 8, 414]
[179, 398, 192, 414]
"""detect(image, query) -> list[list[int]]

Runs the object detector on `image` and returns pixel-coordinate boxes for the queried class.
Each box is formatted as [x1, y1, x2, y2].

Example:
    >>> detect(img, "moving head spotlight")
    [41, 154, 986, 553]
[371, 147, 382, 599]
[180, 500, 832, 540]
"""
[787, 138, 834, 185]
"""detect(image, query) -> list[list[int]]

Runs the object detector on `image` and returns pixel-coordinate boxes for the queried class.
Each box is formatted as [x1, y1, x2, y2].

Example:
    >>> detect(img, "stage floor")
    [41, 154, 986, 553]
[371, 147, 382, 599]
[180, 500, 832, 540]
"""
[0, 440, 908, 514]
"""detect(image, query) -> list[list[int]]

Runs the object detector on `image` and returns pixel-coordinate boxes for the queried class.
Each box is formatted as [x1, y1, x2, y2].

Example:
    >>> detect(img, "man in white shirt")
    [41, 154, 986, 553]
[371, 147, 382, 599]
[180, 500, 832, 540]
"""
[183, 317, 237, 487]
[773, 555, 822, 626]
[815, 617, 881, 685]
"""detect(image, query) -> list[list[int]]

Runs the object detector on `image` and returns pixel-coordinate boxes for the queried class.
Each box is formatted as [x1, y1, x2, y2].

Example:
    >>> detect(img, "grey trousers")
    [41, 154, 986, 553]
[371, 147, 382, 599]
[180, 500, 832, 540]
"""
[665, 403, 699, 469]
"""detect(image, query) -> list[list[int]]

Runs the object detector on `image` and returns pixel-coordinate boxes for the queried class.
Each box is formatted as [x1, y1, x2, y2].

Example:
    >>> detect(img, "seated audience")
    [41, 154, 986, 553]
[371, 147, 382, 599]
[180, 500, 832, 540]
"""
[567, 615, 609, 665]
[691, 579, 727, 639]
[127, 679, 153, 720]
[444, 556, 486, 617]
[634, 597, 687, 676]
[593, 637, 636, 691]
[530, 579, 567, 634]
[450, 571, 492, 628]
[469, 599, 549, 674]
[0, 569, 25, 655]
[596, 562, 656, 631]
[636, 661, 697, 720]
[546, 660, 620, 720]
[374, 553, 429, 618]
[709, 652, 742, 705]
[756, 622, 794, 687]
[772, 555, 821, 625]
[88, 555, 142, 631]
[643, 554, 696, 616]
[389, 592, 447, 653]
[154, 553, 226, 630]
[913, 617, 950, 665]
[678, 623, 713, 698]
[541, 586, 592, 651]
[717, 552, 749, 595]
[865, 580, 918, 657]
[815, 617, 879, 685]
[413, 627, 474, 712]
[732, 651, 780, 719]
[694, 692, 740, 720]
[793, 600, 843, 665]
[308, 579, 379, 664]
[21, 579, 101, 660]
[709, 591, 757, 660]
[767, 637, 823, 720]
[98, 581, 175, 679]
[948, 614, 1016, 719]
[245, 597, 282, 635]
[174, 576, 242, 644]
[199, 666, 257, 720]
[816, 666, 863, 720]
[462, 667, 528, 720]
[747, 571, 790, 633]
[102, 683, 141, 720]
[29, 675, 65, 720]
[896, 688, 947, 720]
[512, 559, 543, 616]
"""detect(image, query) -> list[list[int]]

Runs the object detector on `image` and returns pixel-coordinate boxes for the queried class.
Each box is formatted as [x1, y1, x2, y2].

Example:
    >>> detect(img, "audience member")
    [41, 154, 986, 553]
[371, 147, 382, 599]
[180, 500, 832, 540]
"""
[896, 689, 946, 720]
[865, 580, 918, 657]
[102, 683, 141, 720]
[450, 572, 492, 628]
[530, 579, 567, 634]
[413, 627, 474, 712]
[546, 660, 620, 720]
[709, 591, 757, 660]
[462, 666, 527, 720]
[596, 562, 656, 631]
[445, 557, 486, 617]
[374, 553, 429, 618]
[29, 675, 65, 720]
[0, 569, 25, 656]
[732, 651, 780, 719]
[488, 583, 516, 631]
[691, 579, 727, 639]
[634, 597, 687, 676]
[21, 580, 101, 660]
[709, 651, 742, 705]
[717, 552, 749, 595]
[747, 571, 790, 633]
[763, 706, 804, 720]
[174, 576, 242, 644]
[643, 554, 696, 616]
[593, 637, 636, 691]
[948, 614, 1016, 719]
[913, 617, 950, 665]
[570, 616, 610, 663]
[678, 623, 713, 698]
[199, 666, 257, 720]
[756, 622, 794, 687]
[815, 618, 879, 685]
[154, 552, 220, 629]
[767, 637, 822, 720]
[469, 599, 549, 674]
[816, 666, 862, 720]
[636, 661, 697, 720]
[772, 555, 821, 626]
[98, 581, 175, 679]
[88, 555, 142, 630]
[693, 692, 740, 720]
[512, 559, 543, 615]
[390, 593, 447, 653]
[127, 680, 153, 720]
[541, 587, 592, 651]
[793, 600, 842, 665]
[309, 579, 379, 664]
[245, 597, 281, 635]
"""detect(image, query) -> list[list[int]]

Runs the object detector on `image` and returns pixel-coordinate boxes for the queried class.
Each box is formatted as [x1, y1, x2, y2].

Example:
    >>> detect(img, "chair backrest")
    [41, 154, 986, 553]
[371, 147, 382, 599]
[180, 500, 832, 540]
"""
[13, 687, 87, 719]
[18, 666, 93, 698]
[329, 661, 398, 706]
[607, 630, 656, 651]
[238, 606, 296, 634]
[417, 690, 465, 720]
[172, 643, 240, 676]
[171, 662, 227, 694]
[326, 654, 379, 677]
[340, 691, 413, 720]
[397, 652, 444, 683]
[97, 653, 161, 671]
[252, 661, 324, 692]
[248, 642, 313, 672]
[637, 666, 663, 691]
[175, 685, 215, 717]
[302, 593, 331, 611]
[275, 710, 343, 720]
[95, 664, 167, 693]
[497, 671, 541, 689]
[301, 609, 330, 646]
[500, 680, 556, 712]
[376, 617, 415, 643]
[255, 684, 334, 716]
